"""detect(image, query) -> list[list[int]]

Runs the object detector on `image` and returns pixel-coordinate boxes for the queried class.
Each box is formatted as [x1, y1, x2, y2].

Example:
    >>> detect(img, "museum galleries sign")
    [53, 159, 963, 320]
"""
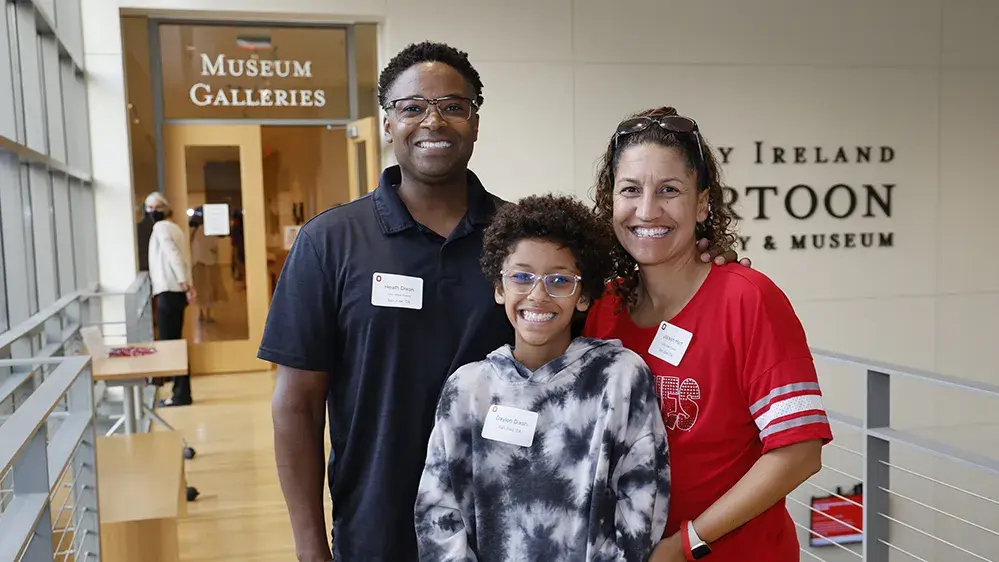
[719, 141, 896, 252]
[189, 53, 327, 108]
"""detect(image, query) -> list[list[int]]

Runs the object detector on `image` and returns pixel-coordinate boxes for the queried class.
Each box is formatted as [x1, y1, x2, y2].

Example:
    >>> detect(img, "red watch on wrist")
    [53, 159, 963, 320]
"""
[681, 520, 712, 560]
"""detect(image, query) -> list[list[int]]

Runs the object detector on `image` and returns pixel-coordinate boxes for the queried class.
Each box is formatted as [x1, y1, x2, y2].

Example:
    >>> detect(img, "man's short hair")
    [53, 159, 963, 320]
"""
[377, 41, 485, 108]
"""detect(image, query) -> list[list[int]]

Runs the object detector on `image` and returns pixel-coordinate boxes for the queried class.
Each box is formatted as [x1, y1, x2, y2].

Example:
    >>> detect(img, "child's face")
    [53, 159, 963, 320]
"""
[495, 239, 590, 349]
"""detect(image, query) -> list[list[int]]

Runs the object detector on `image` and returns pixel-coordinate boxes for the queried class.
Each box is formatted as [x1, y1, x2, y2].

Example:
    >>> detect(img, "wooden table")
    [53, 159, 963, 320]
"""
[92, 340, 188, 434]
[97, 432, 187, 562]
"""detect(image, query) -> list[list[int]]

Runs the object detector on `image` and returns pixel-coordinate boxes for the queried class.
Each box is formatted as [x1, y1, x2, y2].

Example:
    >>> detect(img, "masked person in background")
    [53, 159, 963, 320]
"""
[144, 192, 196, 407]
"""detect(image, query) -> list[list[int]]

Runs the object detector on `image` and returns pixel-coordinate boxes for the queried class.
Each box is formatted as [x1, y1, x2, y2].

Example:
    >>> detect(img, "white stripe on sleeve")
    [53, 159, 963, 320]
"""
[753, 394, 826, 432]
[749, 382, 821, 415]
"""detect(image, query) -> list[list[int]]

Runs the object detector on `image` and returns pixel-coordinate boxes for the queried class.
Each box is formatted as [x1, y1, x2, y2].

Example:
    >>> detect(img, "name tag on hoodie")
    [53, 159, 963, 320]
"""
[482, 404, 539, 447]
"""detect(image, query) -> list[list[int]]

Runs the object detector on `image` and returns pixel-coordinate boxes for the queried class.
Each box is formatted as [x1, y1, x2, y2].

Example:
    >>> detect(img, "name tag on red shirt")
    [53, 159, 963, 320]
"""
[648, 321, 693, 366]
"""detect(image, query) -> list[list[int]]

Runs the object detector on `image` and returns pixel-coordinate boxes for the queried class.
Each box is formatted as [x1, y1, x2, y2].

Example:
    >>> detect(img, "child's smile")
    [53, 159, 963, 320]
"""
[518, 309, 557, 323]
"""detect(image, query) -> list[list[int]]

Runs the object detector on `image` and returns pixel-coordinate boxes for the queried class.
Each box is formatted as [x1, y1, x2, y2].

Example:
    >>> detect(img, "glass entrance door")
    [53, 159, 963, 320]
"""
[162, 124, 270, 374]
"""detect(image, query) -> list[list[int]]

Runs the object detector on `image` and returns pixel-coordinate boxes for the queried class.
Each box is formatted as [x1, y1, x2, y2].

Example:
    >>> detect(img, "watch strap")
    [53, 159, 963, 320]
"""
[680, 520, 695, 561]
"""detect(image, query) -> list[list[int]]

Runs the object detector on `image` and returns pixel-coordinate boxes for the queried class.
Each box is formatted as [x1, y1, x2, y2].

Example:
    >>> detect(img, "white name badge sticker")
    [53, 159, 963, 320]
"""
[481, 404, 539, 448]
[648, 321, 693, 366]
[371, 273, 424, 310]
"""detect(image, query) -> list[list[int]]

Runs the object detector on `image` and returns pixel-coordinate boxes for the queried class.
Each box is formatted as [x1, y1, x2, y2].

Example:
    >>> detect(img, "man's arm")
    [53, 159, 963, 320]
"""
[273, 365, 332, 562]
[258, 226, 340, 561]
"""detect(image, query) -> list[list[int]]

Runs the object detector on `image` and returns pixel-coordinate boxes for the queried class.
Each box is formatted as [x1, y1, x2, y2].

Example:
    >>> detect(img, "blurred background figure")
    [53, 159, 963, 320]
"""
[230, 209, 246, 283]
[189, 206, 228, 323]
[144, 191, 196, 407]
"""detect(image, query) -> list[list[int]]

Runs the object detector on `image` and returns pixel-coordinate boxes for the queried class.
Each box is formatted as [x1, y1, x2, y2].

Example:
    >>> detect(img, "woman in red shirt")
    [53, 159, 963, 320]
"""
[584, 106, 833, 562]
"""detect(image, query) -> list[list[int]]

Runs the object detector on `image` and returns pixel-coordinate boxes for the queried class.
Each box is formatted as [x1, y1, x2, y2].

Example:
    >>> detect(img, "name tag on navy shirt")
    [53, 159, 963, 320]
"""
[482, 404, 539, 447]
[371, 272, 424, 310]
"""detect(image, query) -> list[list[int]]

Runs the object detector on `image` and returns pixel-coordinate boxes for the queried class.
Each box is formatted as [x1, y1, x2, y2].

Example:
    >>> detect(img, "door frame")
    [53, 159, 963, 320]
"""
[162, 123, 270, 374]
[345, 116, 381, 200]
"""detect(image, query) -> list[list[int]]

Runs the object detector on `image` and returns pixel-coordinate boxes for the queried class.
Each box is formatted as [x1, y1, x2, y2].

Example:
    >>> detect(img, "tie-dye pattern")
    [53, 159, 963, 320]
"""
[415, 337, 670, 561]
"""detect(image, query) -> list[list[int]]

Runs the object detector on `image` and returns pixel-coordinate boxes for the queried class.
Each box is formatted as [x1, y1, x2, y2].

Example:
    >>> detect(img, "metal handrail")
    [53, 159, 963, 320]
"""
[0, 291, 88, 356]
[82, 272, 153, 344]
[0, 356, 99, 561]
[812, 347, 999, 400]
[0, 272, 153, 560]
[802, 348, 999, 562]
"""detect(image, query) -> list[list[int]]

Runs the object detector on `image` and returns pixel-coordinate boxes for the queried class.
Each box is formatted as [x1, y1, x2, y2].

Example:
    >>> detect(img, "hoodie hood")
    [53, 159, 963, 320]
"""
[486, 337, 624, 385]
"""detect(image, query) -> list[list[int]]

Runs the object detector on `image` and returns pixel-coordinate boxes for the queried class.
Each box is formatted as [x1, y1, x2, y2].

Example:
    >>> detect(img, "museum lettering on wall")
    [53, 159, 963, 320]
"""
[719, 141, 895, 252]
[189, 53, 327, 108]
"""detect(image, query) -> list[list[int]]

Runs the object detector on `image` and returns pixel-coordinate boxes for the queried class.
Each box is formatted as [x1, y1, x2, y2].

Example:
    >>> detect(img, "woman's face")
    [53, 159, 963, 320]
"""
[611, 143, 708, 267]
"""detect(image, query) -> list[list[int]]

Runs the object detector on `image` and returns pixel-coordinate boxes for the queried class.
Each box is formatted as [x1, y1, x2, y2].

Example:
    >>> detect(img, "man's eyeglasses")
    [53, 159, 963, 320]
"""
[384, 96, 478, 124]
[613, 115, 709, 187]
[501, 270, 581, 299]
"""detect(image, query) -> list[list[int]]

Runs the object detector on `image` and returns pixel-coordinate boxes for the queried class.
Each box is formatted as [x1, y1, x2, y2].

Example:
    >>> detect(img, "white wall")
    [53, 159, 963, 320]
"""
[83, 1, 999, 559]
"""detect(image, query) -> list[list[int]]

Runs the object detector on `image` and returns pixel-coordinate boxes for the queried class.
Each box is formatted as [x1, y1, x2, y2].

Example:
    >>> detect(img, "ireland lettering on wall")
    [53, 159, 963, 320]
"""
[190, 54, 327, 108]
[718, 141, 895, 252]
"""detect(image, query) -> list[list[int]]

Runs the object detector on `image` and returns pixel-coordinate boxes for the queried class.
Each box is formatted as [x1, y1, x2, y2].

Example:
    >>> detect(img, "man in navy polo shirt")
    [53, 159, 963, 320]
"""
[259, 41, 745, 562]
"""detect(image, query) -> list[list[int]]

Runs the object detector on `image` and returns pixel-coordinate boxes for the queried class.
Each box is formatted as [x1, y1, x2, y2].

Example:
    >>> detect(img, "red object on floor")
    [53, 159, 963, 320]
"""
[809, 492, 864, 547]
[108, 346, 158, 358]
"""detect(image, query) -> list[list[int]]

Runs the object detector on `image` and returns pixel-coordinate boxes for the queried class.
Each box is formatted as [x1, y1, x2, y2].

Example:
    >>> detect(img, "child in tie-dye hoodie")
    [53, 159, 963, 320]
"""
[415, 194, 670, 561]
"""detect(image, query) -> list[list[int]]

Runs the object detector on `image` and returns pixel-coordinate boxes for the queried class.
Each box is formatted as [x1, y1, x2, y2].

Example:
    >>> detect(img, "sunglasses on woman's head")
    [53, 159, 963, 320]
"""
[612, 115, 710, 187]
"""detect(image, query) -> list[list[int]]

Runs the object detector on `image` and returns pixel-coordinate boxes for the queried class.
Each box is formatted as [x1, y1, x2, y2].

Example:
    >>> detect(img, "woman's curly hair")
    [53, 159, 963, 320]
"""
[592, 106, 738, 310]
[481, 193, 614, 303]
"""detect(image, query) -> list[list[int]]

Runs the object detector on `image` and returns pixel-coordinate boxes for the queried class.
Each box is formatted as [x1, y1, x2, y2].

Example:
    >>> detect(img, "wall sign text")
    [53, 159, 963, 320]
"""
[719, 141, 896, 252]
[189, 53, 327, 108]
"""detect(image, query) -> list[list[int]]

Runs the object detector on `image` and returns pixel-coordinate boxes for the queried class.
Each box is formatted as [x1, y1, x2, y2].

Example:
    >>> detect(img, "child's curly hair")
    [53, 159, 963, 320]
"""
[481, 193, 614, 303]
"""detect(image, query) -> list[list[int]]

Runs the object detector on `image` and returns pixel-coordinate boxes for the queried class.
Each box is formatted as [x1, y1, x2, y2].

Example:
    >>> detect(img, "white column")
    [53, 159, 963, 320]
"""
[82, 0, 134, 343]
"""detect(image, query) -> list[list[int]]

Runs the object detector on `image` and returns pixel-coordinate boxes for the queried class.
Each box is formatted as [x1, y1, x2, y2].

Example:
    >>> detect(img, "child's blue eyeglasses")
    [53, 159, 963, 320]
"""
[501, 270, 581, 298]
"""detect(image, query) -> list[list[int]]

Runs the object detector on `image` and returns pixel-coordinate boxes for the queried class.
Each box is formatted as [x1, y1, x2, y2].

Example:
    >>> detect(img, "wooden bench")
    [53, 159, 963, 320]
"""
[97, 431, 187, 562]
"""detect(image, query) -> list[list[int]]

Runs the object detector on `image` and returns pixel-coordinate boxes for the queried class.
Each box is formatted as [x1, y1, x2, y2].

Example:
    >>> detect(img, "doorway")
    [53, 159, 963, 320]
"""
[124, 17, 380, 374]
[164, 124, 266, 374]
[163, 122, 380, 374]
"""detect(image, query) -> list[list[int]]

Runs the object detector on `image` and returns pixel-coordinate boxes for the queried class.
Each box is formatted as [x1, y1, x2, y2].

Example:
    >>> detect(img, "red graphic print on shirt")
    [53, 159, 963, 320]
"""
[655, 375, 701, 431]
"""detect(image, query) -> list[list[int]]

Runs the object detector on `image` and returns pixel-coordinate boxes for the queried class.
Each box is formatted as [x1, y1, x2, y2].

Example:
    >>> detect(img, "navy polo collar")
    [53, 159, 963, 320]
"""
[372, 165, 496, 235]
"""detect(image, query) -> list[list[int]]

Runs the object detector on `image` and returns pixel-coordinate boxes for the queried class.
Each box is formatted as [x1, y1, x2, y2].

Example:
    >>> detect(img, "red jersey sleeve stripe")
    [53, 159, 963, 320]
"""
[759, 413, 830, 441]
[749, 381, 821, 415]
[754, 394, 827, 432]
[752, 388, 823, 420]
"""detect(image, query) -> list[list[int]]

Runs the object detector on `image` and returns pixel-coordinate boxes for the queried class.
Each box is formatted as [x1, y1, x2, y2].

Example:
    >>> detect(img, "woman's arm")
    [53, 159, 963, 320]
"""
[650, 439, 822, 562]
[694, 439, 821, 543]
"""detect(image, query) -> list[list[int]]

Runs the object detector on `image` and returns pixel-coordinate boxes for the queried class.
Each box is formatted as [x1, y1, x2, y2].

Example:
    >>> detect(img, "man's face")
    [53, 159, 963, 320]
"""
[382, 62, 479, 183]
